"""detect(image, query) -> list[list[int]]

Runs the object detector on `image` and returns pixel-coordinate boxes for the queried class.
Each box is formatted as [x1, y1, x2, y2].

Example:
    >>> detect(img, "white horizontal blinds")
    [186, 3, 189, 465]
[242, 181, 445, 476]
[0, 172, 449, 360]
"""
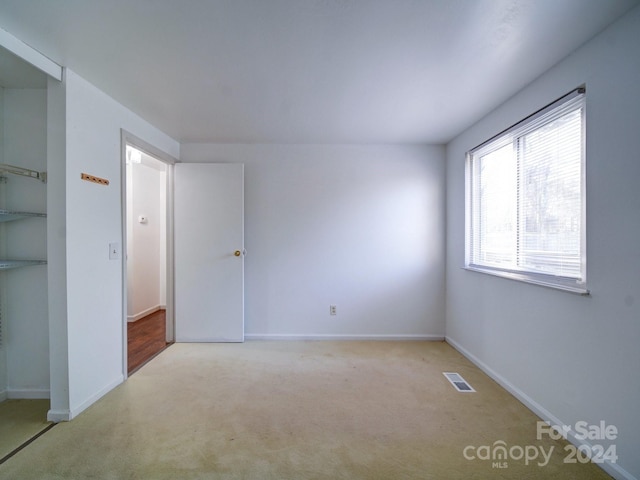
[517, 100, 584, 278]
[473, 142, 517, 268]
[468, 88, 585, 283]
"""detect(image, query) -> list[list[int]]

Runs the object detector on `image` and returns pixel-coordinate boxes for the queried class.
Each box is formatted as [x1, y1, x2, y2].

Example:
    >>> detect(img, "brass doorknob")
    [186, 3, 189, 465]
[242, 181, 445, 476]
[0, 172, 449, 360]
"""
[234, 250, 242, 257]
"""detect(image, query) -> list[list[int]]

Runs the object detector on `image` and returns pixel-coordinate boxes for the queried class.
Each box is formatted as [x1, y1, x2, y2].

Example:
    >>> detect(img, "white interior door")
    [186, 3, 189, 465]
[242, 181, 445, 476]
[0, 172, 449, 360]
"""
[174, 163, 244, 342]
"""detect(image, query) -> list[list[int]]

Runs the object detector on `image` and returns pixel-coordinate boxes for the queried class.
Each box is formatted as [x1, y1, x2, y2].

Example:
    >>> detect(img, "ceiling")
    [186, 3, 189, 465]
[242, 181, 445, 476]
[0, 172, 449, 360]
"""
[0, 0, 637, 144]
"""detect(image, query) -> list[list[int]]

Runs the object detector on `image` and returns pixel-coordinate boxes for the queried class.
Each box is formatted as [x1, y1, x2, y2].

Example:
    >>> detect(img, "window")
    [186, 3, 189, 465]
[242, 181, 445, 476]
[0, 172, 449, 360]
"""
[466, 88, 587, 294]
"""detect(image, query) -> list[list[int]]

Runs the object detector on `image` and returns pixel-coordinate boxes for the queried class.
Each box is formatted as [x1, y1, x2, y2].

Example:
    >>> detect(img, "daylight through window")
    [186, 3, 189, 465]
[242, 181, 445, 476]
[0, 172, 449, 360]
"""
[466, 88, 587, 293]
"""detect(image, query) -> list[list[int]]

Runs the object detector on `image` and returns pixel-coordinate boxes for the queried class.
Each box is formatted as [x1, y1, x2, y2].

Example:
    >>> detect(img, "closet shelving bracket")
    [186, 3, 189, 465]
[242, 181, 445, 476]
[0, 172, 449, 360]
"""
[0, 260, 47, 270]
[0, 163, 47, 183]
[0, 210, 47, 222]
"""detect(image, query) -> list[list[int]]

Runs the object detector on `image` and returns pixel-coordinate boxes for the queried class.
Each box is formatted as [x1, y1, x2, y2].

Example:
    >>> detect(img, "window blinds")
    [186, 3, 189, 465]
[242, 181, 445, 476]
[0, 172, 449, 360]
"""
[468, 89, 585, 284]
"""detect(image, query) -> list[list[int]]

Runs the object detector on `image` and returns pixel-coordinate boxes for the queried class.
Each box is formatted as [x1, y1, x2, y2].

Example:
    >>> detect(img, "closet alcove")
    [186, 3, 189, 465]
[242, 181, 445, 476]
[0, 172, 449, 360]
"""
[0, 44, 51, 460]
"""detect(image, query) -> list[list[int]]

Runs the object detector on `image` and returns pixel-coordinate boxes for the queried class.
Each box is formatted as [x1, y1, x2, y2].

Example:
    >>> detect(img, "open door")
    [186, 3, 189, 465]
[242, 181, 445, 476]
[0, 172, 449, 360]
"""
[174, 163, 244, 342]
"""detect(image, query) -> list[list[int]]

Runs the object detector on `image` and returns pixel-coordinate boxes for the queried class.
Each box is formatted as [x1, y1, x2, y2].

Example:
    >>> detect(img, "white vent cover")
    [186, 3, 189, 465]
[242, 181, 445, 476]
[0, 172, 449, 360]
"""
[443, 372, 475, 392]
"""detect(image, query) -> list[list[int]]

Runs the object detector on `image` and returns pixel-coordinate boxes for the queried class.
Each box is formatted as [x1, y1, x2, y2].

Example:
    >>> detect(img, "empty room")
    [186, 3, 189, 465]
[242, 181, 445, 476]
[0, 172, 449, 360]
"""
[0, 1, 638, 479]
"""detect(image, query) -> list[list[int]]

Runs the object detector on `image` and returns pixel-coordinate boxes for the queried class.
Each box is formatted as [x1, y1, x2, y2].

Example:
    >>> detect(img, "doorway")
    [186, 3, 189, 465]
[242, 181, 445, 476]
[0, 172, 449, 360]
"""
[121, 138, 245, 377]
[123, 139, 174, 375]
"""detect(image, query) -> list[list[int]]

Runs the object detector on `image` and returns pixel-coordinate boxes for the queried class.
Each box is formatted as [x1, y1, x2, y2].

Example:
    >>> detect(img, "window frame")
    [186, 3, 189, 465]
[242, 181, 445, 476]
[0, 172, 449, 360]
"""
[464, 88, 589, 295]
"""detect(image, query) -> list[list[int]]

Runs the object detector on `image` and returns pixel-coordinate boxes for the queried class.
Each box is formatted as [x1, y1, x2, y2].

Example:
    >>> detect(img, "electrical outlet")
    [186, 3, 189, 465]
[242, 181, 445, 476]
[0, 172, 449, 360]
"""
[329, 305, 337, 315]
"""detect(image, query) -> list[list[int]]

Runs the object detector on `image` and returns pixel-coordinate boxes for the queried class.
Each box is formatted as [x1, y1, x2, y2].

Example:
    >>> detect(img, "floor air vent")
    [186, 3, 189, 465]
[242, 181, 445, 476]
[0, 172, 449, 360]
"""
[443, 372, 475, 392]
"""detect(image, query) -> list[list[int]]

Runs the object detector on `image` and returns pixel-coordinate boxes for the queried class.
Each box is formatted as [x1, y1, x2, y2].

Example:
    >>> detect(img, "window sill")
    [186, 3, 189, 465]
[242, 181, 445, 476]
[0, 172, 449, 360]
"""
[463, 265, 590, 296]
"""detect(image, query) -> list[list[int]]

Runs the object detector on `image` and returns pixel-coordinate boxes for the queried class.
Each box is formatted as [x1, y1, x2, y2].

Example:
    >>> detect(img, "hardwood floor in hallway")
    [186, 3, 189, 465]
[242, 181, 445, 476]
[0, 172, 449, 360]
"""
[127, 310, 171, 375]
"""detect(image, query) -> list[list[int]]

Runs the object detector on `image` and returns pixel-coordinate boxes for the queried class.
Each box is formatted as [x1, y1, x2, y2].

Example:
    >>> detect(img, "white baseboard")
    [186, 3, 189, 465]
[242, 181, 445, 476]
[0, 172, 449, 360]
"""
[47, 376, 126, 422]
[445, 336, 637, 480]
[67, 375, 124, 420]
[127, 305, 165, 323]
[7, 388, 50, 399]
[0, 389, 7, 402]
[245, 333, 445, 341]
[47, 409, 70, 422]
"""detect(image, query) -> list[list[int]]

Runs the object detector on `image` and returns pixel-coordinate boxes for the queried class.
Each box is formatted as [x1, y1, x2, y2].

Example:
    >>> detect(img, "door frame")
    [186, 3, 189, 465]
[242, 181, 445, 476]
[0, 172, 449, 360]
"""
[120, 130, 178, 379]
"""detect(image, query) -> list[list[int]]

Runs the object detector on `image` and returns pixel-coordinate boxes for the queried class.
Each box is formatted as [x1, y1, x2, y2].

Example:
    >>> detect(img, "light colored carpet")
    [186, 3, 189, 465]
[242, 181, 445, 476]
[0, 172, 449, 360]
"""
[0, 399, 51, 461]
[0, 341, 611, 479]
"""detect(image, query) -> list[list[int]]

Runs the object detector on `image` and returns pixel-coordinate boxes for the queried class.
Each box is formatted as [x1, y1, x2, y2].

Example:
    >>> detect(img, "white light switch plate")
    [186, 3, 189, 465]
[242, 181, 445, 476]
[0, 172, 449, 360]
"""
[109, 242, 120, 260]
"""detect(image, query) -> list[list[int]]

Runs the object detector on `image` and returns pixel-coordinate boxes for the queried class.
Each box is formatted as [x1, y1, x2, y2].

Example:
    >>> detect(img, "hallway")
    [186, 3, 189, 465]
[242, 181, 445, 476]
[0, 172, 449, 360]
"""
[127, 310, 170, 375]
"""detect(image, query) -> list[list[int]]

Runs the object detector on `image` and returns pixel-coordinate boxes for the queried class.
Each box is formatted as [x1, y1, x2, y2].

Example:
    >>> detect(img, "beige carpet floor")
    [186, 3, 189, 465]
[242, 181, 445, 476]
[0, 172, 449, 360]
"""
[0, 399, 51, 461]
[0, 341, 611, 479]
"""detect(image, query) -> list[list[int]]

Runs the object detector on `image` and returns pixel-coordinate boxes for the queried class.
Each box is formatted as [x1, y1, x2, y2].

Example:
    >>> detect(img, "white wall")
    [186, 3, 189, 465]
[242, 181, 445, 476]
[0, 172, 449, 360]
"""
[181, 144, 445, 339]
[47, 69, 179, 420]
[445, 6, 640, 480]
[0, 86, 5, 400]
[2, 88, 48, 398]
[126, 157, 165, 321]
